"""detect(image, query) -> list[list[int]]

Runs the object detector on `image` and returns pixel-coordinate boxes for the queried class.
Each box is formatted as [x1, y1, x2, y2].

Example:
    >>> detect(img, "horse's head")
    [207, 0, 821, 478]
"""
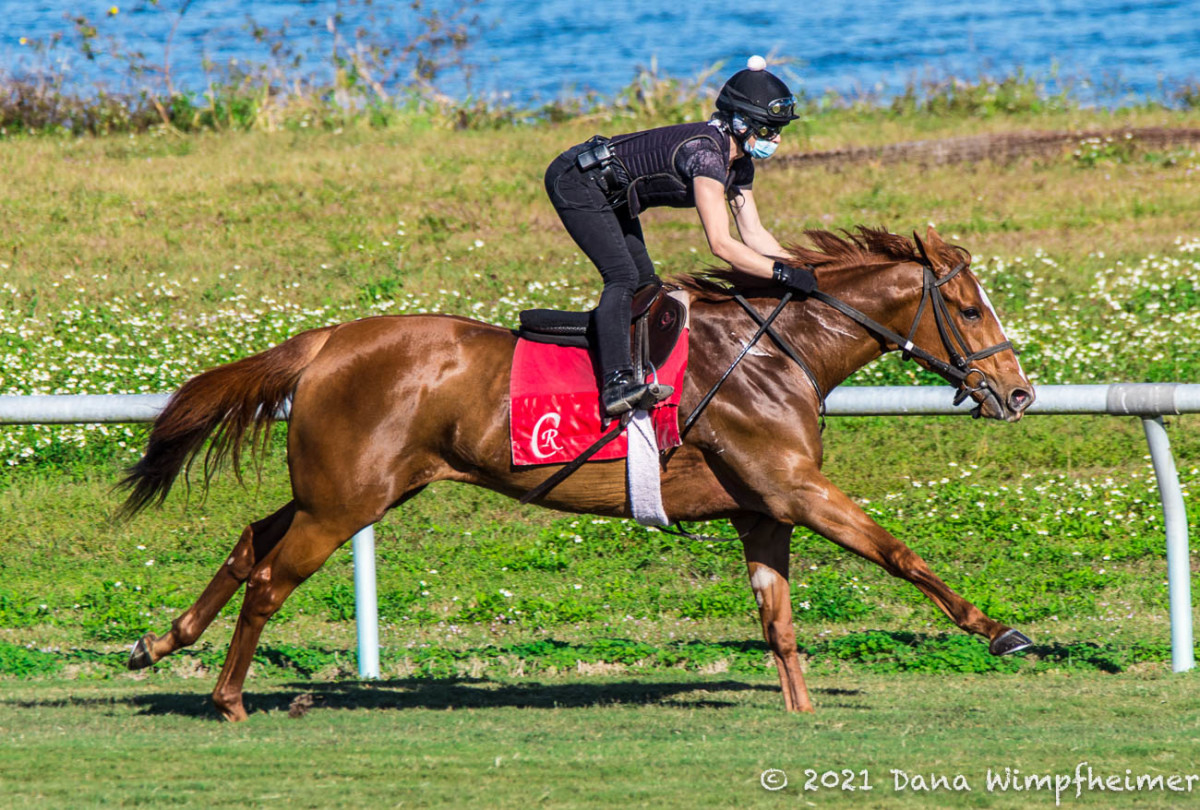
[901, 226, 1033, 422]
[678, 225, 1034, 422]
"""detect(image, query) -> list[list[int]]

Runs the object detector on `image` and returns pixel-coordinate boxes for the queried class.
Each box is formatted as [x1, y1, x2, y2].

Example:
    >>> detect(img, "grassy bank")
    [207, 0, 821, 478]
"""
[5, 101, 1200, 310]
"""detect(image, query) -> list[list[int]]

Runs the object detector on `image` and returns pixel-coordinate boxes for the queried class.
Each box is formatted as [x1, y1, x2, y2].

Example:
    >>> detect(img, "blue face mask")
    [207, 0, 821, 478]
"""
[745, 137, 778, 160]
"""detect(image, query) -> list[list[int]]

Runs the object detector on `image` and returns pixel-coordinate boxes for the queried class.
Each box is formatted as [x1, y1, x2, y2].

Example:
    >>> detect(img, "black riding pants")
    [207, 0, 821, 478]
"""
[544, 147, 657, 377]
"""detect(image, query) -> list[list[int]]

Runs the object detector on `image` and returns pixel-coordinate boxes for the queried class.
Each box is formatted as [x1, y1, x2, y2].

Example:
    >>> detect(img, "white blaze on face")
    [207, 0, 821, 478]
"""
[973, 277, 1027, 379]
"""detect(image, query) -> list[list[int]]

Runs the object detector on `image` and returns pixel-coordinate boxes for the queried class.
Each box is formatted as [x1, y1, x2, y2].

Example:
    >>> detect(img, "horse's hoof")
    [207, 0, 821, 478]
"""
[127, 633, 158, 670]
[989, 628, 1033, 656]
[213, 695, 249, 723]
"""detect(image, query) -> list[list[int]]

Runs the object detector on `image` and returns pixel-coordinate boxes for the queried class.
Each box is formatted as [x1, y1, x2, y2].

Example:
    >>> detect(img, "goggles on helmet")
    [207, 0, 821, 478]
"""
[763, 95, 797, 119]
[744, 120, 783, 140]
[732, 113, 783, 141]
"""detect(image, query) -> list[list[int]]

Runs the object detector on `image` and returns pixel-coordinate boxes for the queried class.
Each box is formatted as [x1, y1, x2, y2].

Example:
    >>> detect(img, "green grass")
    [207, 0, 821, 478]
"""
[0, 671, 1197, 808]
[1, 438, 1194, 647]
[0, 102, 1197, 673]
[3, 101, 1200, 309]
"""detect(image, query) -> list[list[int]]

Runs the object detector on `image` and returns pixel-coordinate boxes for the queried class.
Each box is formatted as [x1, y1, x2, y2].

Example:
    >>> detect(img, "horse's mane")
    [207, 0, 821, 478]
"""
[675, 226, 963, 299]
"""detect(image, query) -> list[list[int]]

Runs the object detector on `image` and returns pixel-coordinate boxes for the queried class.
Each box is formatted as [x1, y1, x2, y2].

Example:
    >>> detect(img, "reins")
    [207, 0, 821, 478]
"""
[658, 255, 1016, 541]
[676, 290, 794, 443]
[732, 292, 827, 422]
[677, 254, 1015, 445]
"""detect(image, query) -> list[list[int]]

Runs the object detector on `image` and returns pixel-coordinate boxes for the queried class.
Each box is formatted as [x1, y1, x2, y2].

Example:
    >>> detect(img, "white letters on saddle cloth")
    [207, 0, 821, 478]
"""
[526, 405, 666, 525]
[509, 290, 690, 525]
[530, 412, 565, 459]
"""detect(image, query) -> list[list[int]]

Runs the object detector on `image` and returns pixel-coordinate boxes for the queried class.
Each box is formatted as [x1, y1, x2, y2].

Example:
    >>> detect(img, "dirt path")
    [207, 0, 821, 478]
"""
[780, 126, 1200, 168]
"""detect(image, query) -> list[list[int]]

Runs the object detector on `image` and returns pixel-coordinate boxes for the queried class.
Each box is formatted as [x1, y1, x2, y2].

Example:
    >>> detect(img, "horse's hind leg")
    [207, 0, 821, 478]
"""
[733, 515, 814, 713]
[128, 502, 297, 670]
[210, 508, 355, 722]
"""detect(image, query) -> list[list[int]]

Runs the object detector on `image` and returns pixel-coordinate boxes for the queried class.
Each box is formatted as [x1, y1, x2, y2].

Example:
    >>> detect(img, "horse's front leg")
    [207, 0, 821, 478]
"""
[774, 467, 1031, 655]
[731, 515, 813, 713]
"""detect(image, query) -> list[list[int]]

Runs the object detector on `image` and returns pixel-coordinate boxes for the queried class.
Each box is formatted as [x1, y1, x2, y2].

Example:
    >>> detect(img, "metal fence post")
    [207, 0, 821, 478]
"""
[1142, 417, 1195, 672]
[352, 524, 381, 679]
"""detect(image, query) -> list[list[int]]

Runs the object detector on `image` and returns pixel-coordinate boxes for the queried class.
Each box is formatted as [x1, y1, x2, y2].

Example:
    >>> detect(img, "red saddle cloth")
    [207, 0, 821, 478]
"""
[510, 330, 689, 466]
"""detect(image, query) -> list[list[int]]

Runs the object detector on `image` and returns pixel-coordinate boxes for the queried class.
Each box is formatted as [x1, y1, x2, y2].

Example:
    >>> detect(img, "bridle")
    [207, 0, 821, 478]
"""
[809, 257, 1015, 414]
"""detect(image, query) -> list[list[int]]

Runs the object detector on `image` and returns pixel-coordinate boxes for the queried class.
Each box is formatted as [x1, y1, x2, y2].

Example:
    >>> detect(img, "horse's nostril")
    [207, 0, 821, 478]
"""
[1009, 389, 1032, 411]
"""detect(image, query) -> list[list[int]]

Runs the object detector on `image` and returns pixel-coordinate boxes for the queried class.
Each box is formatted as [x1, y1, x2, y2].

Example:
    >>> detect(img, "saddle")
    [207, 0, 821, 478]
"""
[516, 278, 688, 377]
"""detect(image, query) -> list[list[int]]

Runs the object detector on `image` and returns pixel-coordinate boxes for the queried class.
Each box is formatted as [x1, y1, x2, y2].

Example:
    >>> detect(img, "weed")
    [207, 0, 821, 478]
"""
[78, 581, 156, 641]
[0, 642, 62, 677]
[1073, 133, 1136, 167]
[889, 71, 1073, 119]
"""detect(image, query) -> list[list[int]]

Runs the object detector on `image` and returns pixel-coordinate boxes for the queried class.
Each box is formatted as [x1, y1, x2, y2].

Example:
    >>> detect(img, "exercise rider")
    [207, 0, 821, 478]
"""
[543, 55, 818, 417]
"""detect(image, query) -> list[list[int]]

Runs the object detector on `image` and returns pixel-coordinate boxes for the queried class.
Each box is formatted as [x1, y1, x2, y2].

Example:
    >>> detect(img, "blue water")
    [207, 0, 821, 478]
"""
[3, 0, 1199, 105]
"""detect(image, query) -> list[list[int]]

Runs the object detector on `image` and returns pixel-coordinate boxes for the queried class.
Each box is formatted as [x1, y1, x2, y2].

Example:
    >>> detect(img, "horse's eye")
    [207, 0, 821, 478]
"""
[961, 307, 982, 321]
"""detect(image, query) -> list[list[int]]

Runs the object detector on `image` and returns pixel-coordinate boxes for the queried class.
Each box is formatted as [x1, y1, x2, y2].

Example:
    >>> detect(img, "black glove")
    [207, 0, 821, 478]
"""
[772, 260, 817, 295]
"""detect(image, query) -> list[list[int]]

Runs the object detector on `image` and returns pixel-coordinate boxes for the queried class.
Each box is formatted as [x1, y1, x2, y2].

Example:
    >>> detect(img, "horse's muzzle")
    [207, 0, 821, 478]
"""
[1007, 387, 1034, 417]
[972, 386, 1034, 422]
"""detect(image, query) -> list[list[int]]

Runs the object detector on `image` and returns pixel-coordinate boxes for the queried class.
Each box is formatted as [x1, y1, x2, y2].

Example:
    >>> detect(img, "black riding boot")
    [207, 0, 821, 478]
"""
[601, 369, 652, 417]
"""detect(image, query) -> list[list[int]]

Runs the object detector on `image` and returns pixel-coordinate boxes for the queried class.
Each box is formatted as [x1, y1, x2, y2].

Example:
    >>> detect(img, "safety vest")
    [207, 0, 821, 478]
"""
[608, 121, 745, 217]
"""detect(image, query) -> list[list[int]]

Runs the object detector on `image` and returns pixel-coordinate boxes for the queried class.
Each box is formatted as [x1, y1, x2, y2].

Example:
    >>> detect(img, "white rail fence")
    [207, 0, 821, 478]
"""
[1, 383, 1196, 678]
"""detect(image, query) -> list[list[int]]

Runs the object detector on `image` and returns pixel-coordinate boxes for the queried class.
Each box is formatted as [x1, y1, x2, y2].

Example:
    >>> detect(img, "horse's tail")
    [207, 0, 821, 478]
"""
[116, 325, 336, 520]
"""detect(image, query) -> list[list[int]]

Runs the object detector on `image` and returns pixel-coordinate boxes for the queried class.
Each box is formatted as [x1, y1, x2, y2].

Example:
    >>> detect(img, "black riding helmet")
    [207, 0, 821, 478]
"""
[715, 56, 799, 128]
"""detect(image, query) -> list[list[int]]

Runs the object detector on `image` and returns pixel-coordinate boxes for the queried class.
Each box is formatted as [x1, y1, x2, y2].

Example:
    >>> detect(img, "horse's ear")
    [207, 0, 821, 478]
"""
[912, 230, 934, 268]
[916, 227, 957, 277]
[923, 225, 951, 257]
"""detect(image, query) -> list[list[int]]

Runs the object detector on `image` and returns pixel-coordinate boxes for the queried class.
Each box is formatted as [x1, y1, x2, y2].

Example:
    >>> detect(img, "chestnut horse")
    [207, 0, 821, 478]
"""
[120, 226, 1034, 721]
